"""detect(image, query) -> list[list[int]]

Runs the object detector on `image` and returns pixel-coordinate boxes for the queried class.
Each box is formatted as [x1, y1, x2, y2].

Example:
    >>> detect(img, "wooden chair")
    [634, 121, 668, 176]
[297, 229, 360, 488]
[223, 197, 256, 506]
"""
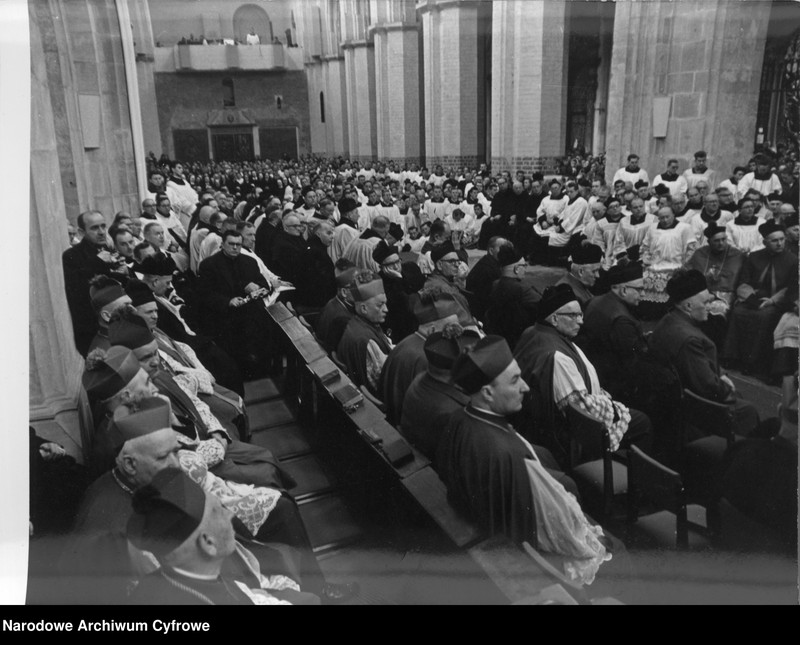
[626, 445, 710, 550]
[677, 385, 737, 509]
[563, 402, 627, 522]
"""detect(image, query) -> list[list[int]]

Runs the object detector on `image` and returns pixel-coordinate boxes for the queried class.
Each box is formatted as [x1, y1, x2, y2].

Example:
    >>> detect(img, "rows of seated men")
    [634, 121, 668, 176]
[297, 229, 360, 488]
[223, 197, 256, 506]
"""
[56, 150, 797, 601]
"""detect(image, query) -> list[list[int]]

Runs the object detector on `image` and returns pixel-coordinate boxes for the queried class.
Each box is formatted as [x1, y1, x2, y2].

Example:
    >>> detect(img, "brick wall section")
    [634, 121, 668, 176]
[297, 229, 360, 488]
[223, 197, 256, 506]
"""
[154, 70, 311, 159]
[491, 156, 563, 175]
[605, 0, 770, 185]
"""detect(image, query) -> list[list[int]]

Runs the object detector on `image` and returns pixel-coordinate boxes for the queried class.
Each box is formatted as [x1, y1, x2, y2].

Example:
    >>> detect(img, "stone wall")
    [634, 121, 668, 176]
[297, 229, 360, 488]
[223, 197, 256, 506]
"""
[32, 0, 140, 221]
[605, 0, 771, 185]
[154, 70, 311, 159]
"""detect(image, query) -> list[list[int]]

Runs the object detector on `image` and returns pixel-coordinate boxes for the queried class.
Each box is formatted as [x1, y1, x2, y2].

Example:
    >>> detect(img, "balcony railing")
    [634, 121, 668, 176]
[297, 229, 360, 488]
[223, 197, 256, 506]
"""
[154, 44, 304, 72]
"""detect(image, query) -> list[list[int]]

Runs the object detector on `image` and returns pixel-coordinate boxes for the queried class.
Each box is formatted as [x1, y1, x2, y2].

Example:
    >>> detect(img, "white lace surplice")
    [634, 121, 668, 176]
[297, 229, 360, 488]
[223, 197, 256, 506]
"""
[518, 436, 612, 586]
[178, 450, 280, 537]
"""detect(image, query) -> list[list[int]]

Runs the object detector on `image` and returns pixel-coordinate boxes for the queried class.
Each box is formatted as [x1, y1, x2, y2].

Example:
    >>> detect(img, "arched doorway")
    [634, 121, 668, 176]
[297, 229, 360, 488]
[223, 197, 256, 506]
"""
[233, 4, 273, 44]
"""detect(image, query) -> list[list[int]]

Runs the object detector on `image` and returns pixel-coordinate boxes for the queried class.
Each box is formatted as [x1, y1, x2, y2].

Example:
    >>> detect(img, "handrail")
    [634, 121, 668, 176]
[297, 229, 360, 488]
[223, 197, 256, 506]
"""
[263, 300, 593, 605]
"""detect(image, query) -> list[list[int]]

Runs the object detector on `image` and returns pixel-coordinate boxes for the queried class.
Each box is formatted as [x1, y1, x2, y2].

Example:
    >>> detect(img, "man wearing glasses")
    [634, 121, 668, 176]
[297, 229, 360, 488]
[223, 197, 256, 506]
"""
[515, 283, 653, 468]
[197, 230, 273, 379]
[424, 242, 475, 328]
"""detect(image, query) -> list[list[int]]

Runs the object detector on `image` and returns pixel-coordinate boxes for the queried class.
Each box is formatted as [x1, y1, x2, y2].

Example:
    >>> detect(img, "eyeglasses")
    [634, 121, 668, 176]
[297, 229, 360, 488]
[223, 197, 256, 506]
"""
[440, 258, 462, 266]
[556, 311, 583, 319]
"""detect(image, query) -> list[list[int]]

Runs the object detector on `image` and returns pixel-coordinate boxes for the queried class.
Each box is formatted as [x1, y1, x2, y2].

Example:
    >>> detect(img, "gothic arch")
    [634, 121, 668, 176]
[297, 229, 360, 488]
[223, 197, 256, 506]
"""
[233, 4, 273, 44]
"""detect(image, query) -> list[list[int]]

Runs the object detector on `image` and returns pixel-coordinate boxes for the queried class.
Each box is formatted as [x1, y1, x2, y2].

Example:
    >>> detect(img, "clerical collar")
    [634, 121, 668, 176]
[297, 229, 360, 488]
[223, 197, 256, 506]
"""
[625, 165, 639, 173]
[700, 210, 721, 223]
[169, 566, 220, 582]
[734, 215, 757, 225]
[465, 403, 513, 433]
[170, 176, 186, 186]
[753, 170, 773, 180]
[112, 467, 136, 495]
[661, 171, 679, 181]
[568, 194, 580, 205]
[630, 213, 647, 225]
[658, 220, 679, 230]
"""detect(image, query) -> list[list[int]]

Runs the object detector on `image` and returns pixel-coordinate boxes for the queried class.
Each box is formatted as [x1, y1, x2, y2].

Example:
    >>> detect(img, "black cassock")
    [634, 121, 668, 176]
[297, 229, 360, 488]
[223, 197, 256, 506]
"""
[437, 404, 537, 546]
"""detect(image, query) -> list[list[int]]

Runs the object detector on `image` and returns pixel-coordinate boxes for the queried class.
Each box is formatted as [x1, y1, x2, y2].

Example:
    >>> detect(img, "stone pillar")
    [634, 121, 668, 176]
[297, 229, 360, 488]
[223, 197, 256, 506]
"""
[323, 56, 350, 156]
[490, 0, 568, 175]
[33, 0, 139, 220]
[592, 14, 613, 158]
[29, 1, 91, 462]
[606, 0, 770, 185]
[372, 22, 421, 165]
[419, 0, 484, 169]
[342, 40, 378, 161]
[129, 0, 163, 161]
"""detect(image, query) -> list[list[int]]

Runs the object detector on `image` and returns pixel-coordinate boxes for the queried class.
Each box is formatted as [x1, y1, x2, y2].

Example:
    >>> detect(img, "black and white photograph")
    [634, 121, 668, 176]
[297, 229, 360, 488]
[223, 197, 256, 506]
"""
[3, 0, 799, 608]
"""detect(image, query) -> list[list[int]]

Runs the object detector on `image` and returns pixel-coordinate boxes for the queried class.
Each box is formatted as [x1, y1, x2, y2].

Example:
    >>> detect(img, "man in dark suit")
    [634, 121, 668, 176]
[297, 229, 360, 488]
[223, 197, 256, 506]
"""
[581, 263, 648, 402]
[650, 269, 759, 438]
[197, 229, 272, 379]
[62, 210, 130, 355]
[465, 235, 506, 322]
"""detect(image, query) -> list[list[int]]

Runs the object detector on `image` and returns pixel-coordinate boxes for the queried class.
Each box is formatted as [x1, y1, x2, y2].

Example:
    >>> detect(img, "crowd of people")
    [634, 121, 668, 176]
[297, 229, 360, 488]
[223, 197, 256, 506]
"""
[45, 144, 798, 603]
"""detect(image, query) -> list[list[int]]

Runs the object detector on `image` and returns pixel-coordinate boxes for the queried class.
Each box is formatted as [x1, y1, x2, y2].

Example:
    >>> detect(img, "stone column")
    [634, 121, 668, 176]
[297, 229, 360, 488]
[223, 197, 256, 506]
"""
[419, 0, 484, 169]
[490, 0, 568, 175]
[606, 0, 770, 185]
[323, 56, 350, 156]
[29, 1, 91, 462]
[372, 22, 421, 165]
[592, 14, 613, 158]
[342, 40, 378, 161]
[128, 0, 163, 161]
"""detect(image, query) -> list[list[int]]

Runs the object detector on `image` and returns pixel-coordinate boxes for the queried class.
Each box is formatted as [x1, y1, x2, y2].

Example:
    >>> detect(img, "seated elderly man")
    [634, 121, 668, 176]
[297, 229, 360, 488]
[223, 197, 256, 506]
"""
[107, 306, 289, 489]
[424, 241, 475, 327]
[291, 219, 337, 317]
[316, 262, 359, 353]
[581, 263, 649, 403]
[135, 254, 244, 396]
[126, 283, 246, 435]
[554, 243, 604, 310]
[127, 468, 321, 605]
[484, 242, 541, 348]
[336, 270, 394, 394]
[66, 394, 354, 604]
[685, 223, 745, 352]
[723, 221, 798, 380]
[437, 336, 610, 586]
[465, 236, 506, 322]
[379, 288, 463, 425]
[271, 212, 308, 289]
[650, 269, 759, 438]
[373, 241, 417, 343]
[400, 325, 480, 459]
[514, 284, 654, 468]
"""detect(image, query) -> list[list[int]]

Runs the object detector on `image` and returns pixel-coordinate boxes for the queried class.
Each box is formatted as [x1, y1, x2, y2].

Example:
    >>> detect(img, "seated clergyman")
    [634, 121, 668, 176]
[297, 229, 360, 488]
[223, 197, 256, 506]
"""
[437, 336, 612, 585]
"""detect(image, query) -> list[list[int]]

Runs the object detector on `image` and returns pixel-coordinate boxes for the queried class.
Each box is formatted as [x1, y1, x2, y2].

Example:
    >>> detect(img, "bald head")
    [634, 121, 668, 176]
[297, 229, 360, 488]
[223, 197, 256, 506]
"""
[198, 205, 215, 225]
